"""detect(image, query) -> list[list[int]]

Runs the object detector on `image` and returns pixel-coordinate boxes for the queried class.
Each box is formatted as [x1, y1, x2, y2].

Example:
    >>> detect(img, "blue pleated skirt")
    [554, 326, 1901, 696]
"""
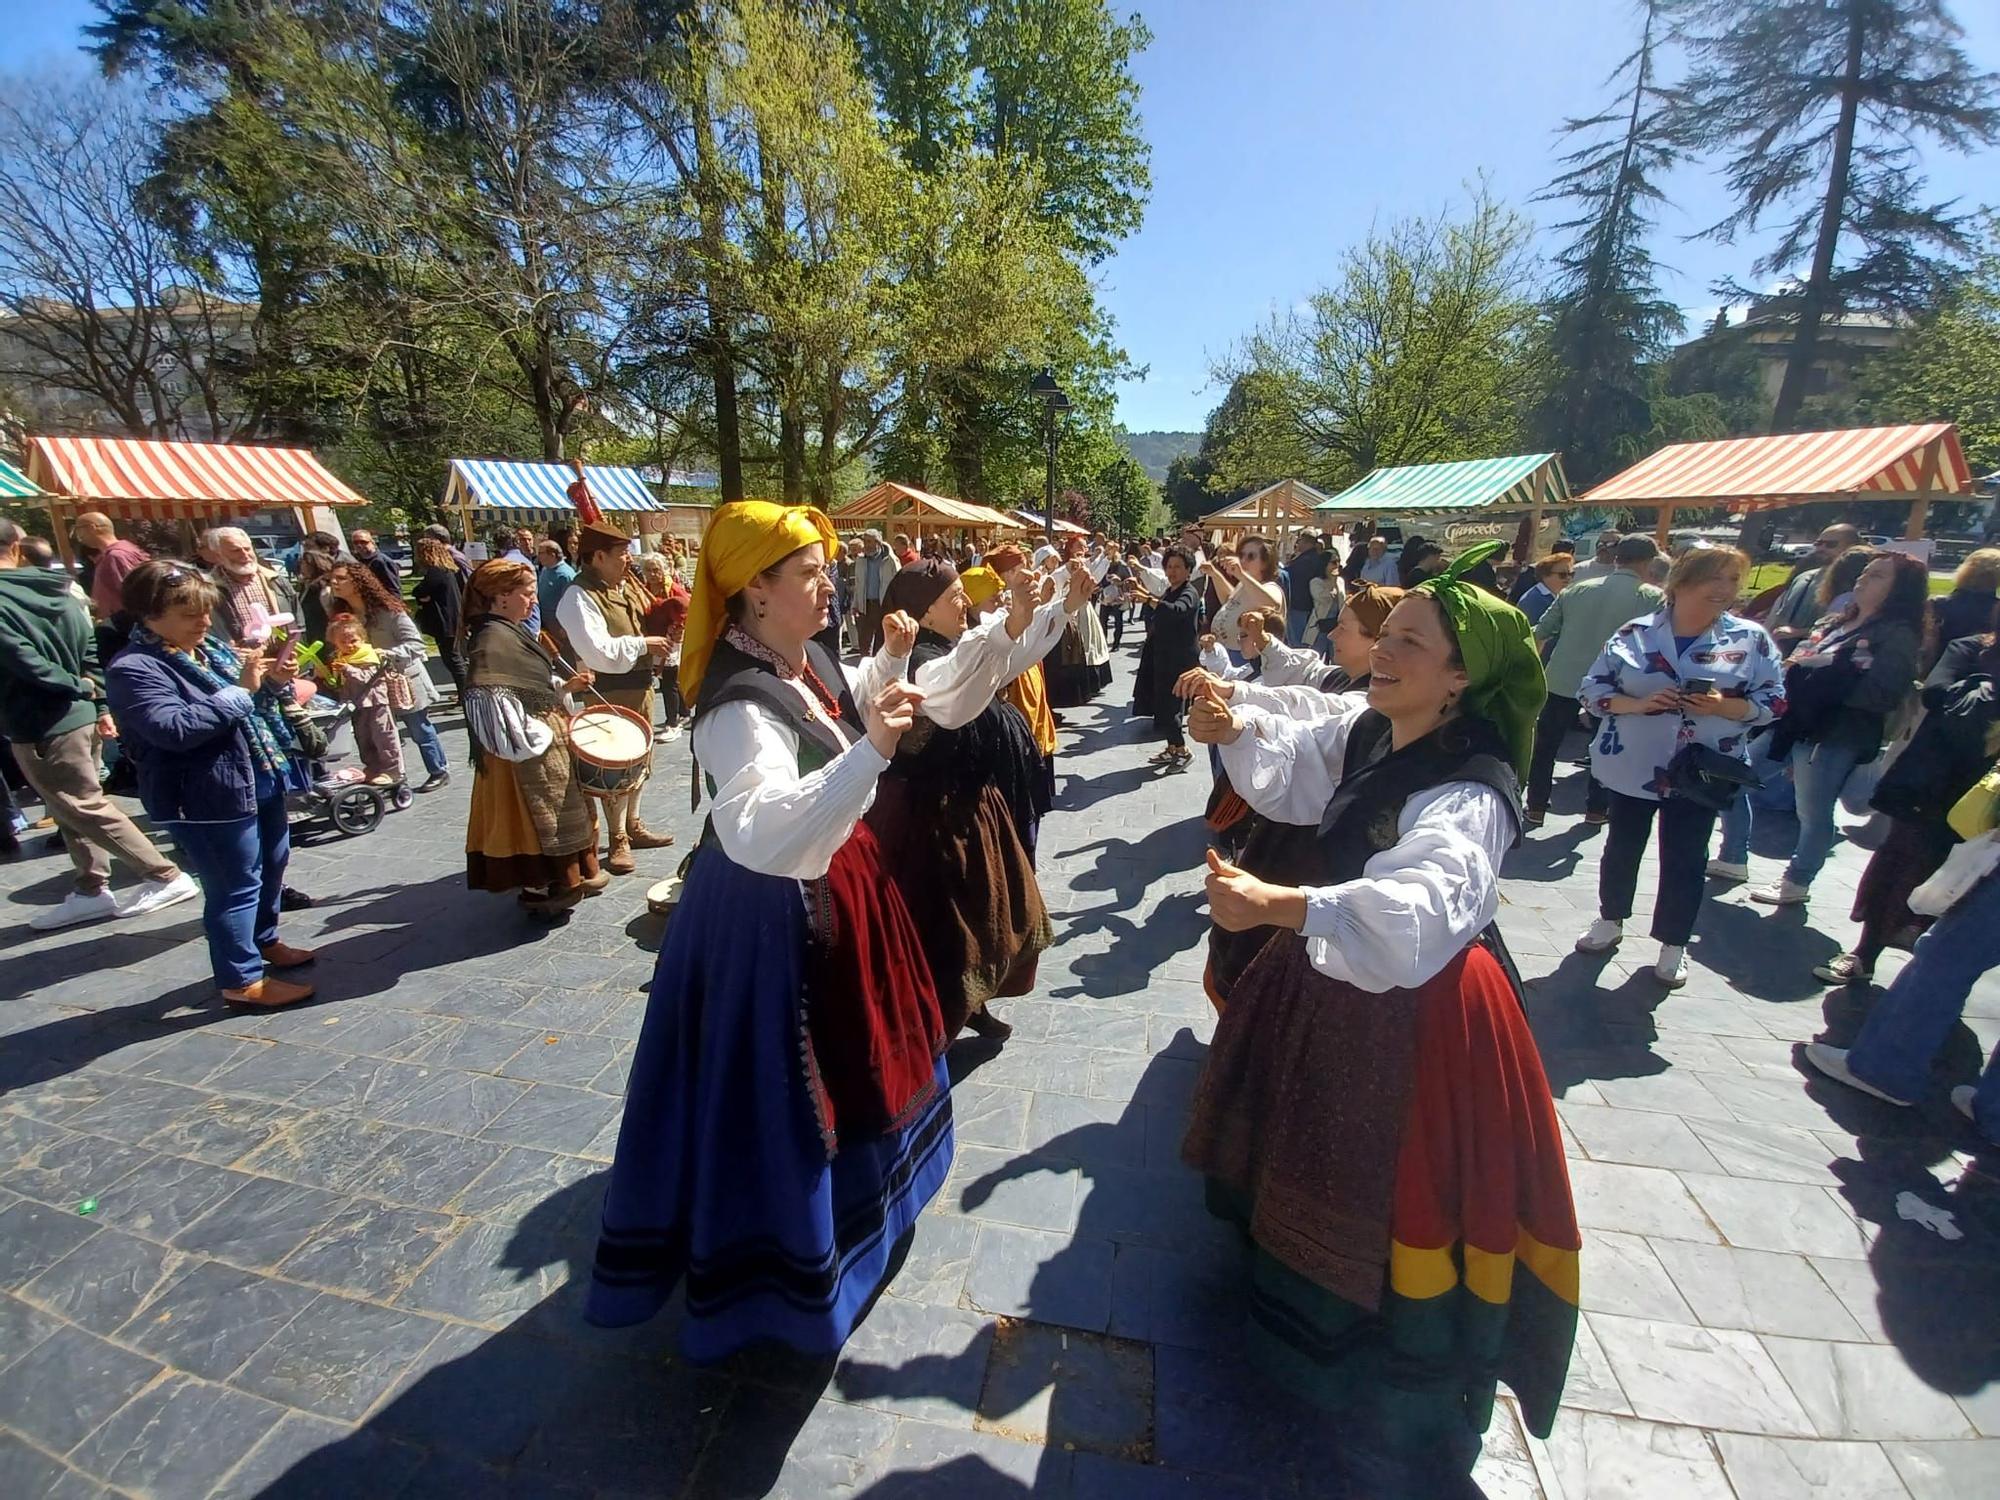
[584, 843, 955, 1360]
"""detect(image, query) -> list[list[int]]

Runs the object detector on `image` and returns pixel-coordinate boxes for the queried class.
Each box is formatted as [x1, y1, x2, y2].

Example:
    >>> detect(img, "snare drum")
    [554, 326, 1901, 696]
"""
[567, 705, 655, 798]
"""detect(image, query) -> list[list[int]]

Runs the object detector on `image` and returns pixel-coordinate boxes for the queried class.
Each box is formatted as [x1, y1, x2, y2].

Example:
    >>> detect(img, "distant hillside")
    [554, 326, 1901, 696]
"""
[1117, 430, 1200, 481]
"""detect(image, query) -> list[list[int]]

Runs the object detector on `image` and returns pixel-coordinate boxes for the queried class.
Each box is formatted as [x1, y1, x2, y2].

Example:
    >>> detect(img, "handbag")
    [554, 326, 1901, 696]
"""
[1666, 742, 1761, 813]
[1947, 763, 2000, 841]
[1909, 831, 2000, 917]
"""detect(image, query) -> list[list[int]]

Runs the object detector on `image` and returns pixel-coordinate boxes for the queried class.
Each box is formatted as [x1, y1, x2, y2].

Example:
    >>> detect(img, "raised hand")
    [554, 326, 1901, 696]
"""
[1064, 559, 1094, 611]
[1174, 666, 1233, 702]
[1187, 680, 1243, 744]
[1204, 847, 1302, 932]
[881, 610, 918, 658]
[866, 679, 926, 758]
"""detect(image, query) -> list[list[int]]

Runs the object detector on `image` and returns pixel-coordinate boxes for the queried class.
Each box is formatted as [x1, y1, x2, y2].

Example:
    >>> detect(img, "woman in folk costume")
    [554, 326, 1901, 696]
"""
[1181, 543, 1578, 1497]
[1045, 535, 1114, 706]
[866, 556, 1089, 1041]
[554, 520, 676, 874]
[458, 561, 607, 918]
[1183, 584, 1407, 1007]
[587, 502, 947, 1356]
[963, 546, 1059, 847]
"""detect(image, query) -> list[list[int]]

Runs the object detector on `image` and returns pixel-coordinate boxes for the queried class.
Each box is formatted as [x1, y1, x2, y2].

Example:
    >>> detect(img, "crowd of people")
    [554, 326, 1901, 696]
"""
[6, 493, 2000, 1494]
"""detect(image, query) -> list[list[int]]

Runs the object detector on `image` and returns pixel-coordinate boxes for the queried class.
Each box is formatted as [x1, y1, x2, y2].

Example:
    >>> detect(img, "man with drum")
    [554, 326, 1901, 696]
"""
[556, 520, 676, 875]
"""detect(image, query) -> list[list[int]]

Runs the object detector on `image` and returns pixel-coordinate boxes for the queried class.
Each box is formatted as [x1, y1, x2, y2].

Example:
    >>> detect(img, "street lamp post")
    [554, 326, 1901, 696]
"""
[1030, 368, 1070, 552]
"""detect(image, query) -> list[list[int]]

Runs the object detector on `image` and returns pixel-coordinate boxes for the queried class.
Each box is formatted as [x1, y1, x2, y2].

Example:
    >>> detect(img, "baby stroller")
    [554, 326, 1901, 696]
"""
[279, 657, 412, 841]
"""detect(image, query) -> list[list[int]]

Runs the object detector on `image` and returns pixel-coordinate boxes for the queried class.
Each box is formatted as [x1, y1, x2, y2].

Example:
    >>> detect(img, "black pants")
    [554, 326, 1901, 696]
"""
[1599, 791, 1717, 945]
[1101, 600, 1124, 649]
[1527, 691, 1607, 815]
[1155, 698, 1185, 750]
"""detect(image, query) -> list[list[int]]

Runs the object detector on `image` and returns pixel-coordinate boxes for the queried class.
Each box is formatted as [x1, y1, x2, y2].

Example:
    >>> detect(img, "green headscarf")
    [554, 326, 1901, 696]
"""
[1412, 540, 1545, 780]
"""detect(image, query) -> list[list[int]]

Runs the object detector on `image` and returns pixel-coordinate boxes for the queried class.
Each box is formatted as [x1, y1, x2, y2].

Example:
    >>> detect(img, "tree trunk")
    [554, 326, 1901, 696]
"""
[694, 97, 744, 501]
[1771, 1, 1865, 432]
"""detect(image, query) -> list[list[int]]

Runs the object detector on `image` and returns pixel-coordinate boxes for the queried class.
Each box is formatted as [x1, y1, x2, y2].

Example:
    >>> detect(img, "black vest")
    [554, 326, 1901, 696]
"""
[695, 635, 862, 774]
[1316, 709, 1524, 883]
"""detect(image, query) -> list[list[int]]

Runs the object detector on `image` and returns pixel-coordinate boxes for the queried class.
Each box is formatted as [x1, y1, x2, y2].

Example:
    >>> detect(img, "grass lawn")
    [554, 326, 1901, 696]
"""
[1740, 560, 1956, 601]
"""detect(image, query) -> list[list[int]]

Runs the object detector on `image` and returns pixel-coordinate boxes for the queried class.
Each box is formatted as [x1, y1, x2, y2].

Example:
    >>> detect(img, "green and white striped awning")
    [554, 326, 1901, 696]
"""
[0, 458, 44, 501]
[1314, 452, 1571, 515]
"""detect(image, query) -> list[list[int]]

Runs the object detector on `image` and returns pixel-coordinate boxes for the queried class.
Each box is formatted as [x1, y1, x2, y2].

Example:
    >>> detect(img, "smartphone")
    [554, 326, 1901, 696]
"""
[1682, 677, 1714, 695]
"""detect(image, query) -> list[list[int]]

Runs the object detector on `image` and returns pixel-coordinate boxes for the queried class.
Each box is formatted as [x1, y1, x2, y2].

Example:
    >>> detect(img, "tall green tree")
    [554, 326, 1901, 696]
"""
[1672, 0, 2000, 432]
[1858, 216, 2000, 474]
[1220, 189, 1540, 490]
[1531, 0, 1684, 486]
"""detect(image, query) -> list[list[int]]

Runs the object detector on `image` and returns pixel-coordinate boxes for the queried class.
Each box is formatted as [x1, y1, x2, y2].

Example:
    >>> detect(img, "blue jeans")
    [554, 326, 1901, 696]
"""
[1717, 735, 1790, 863]
[399, 708, 448, 779]
[1849, 865, 2000, 1143]
[1286, 606, 1311, 647]
[1786, 739, 1865, 887]
[169, 787, 291, 989]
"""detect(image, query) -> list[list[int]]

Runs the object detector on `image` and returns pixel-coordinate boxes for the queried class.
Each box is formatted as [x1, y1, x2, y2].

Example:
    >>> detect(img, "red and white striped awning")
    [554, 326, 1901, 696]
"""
[24, 435, 370, 521]
[1578, 423, 1971, 511]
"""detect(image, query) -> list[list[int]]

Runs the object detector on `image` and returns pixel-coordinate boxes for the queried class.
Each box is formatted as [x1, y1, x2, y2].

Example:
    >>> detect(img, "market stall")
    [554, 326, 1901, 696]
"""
[1314, 452, 1572, 555]
[1009, 509, 1090, 537]
[24, 435, 368, 563]
[832, 482, 1021, 543]
[1576, 423, 1972, 549]
[0, 457, 44, 505]
[442, 458, 691, 545]
[1200, 478, 1332, 537]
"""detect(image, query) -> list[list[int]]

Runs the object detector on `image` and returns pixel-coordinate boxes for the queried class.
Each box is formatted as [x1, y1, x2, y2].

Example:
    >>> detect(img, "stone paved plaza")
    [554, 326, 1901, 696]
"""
[2, 639, 1997, 1499]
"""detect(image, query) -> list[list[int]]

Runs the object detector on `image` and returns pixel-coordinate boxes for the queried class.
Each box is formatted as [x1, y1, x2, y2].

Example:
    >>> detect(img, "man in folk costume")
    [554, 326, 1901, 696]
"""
[555, 518, 675, 874]
[1181, 542, 1579, 1497]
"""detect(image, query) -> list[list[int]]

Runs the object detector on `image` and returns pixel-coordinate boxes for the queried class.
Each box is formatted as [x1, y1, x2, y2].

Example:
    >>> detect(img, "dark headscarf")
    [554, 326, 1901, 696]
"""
[881, 558, 959, 622]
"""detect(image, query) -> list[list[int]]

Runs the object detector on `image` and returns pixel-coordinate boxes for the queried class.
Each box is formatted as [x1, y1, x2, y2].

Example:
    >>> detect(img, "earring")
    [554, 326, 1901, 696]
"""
[754, 602, 767, 619]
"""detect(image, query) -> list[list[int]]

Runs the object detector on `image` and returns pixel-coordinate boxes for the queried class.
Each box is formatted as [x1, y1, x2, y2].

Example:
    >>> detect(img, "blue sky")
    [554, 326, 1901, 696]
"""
[6, 0, 1996, 433]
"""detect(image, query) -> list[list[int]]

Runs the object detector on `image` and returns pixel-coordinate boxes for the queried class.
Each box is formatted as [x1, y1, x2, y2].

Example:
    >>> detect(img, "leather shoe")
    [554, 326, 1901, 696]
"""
[259, 941, 317, 969]
[577, 868, 612, 895]
[221, 977, 315, 1009]
[606, 837, 636, 876]
[627, 824, 675, 850]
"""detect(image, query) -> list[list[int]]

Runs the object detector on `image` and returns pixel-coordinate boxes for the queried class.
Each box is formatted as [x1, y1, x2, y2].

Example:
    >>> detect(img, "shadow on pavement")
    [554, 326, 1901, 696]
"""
[0, 874, 551, 1103]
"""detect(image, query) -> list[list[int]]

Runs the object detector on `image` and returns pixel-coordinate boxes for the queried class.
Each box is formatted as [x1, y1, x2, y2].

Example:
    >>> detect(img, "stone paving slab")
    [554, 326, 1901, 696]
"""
[2, 638, 1998, 1497]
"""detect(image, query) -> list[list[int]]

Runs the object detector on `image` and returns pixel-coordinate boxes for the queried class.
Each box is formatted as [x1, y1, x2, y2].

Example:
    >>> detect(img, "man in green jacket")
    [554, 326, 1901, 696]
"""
[0, 519, 196, 929]
[1525, 535, 1664, 828]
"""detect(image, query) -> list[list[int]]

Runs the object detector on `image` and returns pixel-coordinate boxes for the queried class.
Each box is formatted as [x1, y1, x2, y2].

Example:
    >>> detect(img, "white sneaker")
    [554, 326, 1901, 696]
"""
[119, 872, 200, 918]
[1952, 1085, 1978, 1123]
[1803, 1042, 1913, 1106]
[1654, 944, 1689, 987]
[1749, 878, 1810, 906]
[1705, 859, 1748, 882]
[29, 888, 123, 931]
[1576, 918, 1624, 954]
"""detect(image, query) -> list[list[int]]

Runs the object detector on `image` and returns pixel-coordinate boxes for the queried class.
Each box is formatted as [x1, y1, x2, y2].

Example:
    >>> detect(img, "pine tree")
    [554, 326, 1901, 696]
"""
[1672, 0, 2000, 431]
[1532, 0, 1685, 486]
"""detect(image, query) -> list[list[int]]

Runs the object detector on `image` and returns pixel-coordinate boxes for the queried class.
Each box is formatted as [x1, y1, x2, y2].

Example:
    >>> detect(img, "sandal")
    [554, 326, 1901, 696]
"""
[1813, 953, 1872, 986]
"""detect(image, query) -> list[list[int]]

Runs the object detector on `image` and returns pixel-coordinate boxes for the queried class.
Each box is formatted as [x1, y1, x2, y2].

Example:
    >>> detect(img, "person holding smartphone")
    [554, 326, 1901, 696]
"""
[106, 561, 317, 1007]
[1573, 547, 1788, 987]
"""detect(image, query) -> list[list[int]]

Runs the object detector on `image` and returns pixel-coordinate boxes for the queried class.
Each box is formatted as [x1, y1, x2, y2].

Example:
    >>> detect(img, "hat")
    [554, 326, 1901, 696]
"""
[577, 518, 631, 559]
[681, 501, 840, 703]
[1411, 541, 1545, 780]
[881, 558, 959, 622]
[960, 566, 1005, 608]
[984, 544, 1027, 577]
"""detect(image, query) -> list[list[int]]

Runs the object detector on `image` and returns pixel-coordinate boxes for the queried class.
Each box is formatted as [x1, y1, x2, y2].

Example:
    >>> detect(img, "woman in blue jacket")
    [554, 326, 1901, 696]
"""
[105, 561, 317, 1008]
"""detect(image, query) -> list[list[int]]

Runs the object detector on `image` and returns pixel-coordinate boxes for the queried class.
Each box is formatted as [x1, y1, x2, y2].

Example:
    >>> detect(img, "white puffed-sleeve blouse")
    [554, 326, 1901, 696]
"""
[1217, 695, 1514, 994]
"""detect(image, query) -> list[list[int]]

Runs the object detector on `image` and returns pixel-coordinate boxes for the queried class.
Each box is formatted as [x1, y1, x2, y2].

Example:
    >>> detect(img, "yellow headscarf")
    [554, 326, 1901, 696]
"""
[960, 565, 1004, 609]
[680, 500, 841, 705]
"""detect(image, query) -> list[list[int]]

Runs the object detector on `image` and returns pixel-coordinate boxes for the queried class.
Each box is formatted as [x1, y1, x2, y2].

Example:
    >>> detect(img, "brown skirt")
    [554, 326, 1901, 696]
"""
[1853, 817, 1957, 947]
[866, 776, 1052, 1035]
[465, 714, 601, 895]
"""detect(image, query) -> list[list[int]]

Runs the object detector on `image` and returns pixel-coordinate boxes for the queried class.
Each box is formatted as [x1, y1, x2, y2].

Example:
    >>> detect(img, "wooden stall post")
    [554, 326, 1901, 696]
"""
[1654, 505, 1674, 548]
[1905, 440, 1942, 541]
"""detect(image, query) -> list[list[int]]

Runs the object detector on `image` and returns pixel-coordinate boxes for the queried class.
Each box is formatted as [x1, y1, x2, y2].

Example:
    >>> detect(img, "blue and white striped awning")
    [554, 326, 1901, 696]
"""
[443, 459, 664, 515]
